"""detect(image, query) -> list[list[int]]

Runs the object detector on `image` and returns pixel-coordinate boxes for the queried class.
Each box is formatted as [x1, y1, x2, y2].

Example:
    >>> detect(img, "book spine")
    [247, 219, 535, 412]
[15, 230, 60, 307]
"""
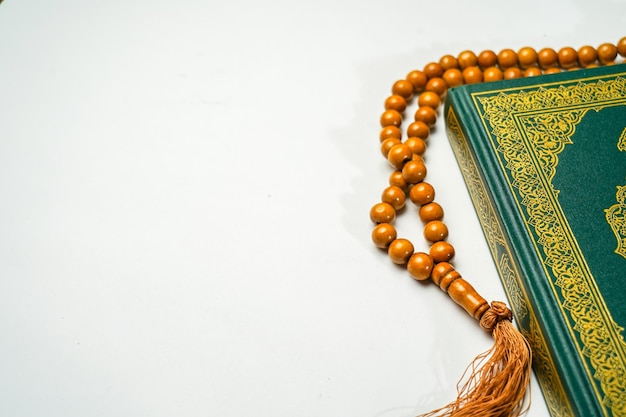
[443, 88, 590, 417]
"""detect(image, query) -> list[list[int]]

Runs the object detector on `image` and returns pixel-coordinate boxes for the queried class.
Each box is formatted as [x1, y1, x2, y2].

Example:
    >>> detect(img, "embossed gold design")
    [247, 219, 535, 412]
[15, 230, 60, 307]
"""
[618, 127, 626, 152]
[446, 109, 572, 416]
[476, 75, 626, 416]
[605, 185, 626, 260]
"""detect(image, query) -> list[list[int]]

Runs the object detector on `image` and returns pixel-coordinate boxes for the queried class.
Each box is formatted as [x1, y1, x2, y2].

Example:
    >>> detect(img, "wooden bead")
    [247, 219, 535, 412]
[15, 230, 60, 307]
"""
[388, 238, 414, 264]
[381, 185, 406, 210]
[523, 67, 542, 77]
[517, 47, 538, 69]
[557, 47, 578, 69]
[462, 66, 483, 84]
[538, 47, 558, 68]
[419, 202, 444, 222]
[483, 67, 503, 82]
[380, 109, 402, 127]
[544, 67, 562, 75]
[372, 223, 397, 248]
[405, 137, 427, 156]
[431, 261, 454, 287]
[379, 125, 402, 142]
[439, 54, 459, 70]
[414, 106, 437, 127]
[432, 263, 489, 319]
[425, 77, 448, 96]
[387, 144, 412, 169]
[477, 50, 497, 69]
[598, 43, 618, 64]
[380, 137, 401, 158]
[457, 50, 478, 69]
[389, 170, 408, 190]
[497, 48, 518, 69]
[429, 241, 455, 263]
[370, 202, 396, 224]
[384, 95, 407, 112]
[503, 67, 523, 80]
[407, 252, 434, 281]
[447, 278, 489, 320]
[423, 62, 444, 78]
[406, 121, 430, 140]
[423, 220, 448, 242]
[618, 37, 626, 58]
[392, 80, 414, 99]
[406, 70, 427, 92]
[409, 182, 435, 206]
[577, 45, 598, 67]
[418, 91, 441, 109]
[443, 68, 464, 88]
[402, 159, 427, 184]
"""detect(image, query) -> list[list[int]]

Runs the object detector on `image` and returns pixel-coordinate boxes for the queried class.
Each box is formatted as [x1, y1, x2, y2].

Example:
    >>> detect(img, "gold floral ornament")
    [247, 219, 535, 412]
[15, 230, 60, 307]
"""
[606, 184, 626, 260]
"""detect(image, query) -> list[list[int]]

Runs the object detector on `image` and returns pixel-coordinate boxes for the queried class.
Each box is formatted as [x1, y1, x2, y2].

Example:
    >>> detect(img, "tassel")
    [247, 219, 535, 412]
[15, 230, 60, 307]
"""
[424, 263, 533, 417]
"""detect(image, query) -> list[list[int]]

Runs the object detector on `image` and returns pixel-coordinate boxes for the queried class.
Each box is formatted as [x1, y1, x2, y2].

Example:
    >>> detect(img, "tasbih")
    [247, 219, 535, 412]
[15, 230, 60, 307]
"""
[370, 38, 626, 417]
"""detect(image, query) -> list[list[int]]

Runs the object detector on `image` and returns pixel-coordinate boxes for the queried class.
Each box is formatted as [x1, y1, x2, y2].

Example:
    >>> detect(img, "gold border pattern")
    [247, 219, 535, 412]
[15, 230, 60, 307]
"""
[476, 76, 626, 416]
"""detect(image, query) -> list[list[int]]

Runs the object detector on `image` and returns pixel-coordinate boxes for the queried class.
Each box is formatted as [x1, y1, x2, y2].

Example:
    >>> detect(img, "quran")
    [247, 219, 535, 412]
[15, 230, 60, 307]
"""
[445, 64, 626, 417]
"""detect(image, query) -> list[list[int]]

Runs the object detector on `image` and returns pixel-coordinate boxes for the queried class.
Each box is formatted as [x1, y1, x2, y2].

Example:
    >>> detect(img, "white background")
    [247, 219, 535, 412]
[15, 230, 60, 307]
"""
[0, 1, 624, 416]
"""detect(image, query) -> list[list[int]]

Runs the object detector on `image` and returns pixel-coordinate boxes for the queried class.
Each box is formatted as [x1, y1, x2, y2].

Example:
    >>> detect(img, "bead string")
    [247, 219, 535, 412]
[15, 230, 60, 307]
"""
[370, 39, 626, 323]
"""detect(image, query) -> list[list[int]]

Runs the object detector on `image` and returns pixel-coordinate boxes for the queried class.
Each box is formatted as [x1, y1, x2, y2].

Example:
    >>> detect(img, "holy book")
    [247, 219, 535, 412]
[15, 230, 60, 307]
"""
[445, 64, 626, 417]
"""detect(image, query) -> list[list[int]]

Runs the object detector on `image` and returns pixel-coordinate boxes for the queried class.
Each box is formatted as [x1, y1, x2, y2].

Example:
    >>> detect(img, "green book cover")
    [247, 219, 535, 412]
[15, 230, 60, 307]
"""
[444, 64, 626, 417]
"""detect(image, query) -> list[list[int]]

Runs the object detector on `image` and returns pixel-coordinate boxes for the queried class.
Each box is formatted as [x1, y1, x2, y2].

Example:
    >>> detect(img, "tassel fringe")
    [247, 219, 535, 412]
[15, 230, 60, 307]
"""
[418, 301, 532, 417]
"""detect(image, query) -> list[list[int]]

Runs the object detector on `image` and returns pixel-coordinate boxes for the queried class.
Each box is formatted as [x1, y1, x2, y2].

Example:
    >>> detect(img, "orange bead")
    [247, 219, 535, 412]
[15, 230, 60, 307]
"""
[443, 68, 464, 88]
[439, 54, 459, 70]
[477, 50, 497, 69]
[414, 106, 437, 127]
[429, 241, 455, 263]
[388, 238, 414, 264]
[379, 125, 402, 142]
[557, 47, 578, 69]
[618, 37, 626, 58]
[418, 91, 441, 109]
[424, 220, 448, 242]
[387, 144, 412, 169]
[538, 47, 558, 68]
[384, 95, 407, 112]
[483, 66, 503, 82]
[389, 170, 408, 190]
[380, 137, 401, 158]
[419, 202, 444, 222]
[425, 77, 448, 97]
[462, 66, 483, 84]
[407, 252, 434, 281]
[371, 223, 397, 248]
[503, 67, 523, 79]
[597, 43, 618, 64]
[577, 45, 598, 67]
[544, 67, 562, 75]
[517, 47, 538, 69]
[423, 62, 444, 78]
[392, 79, 414, 99]
[523, 67, 542, 77]
[406, 70, 427, 92]
[497, 48, 518, 69]
[457, 50, 478, 69]
[370, 202, 396, 224]
[401, 159, 427, 184]
[406, 121, 430, 140]
[404, 137, 427, 156]
[409, 182, 435, 206]
[381, 185, 406, 210]
[380, 109, 402, 127]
